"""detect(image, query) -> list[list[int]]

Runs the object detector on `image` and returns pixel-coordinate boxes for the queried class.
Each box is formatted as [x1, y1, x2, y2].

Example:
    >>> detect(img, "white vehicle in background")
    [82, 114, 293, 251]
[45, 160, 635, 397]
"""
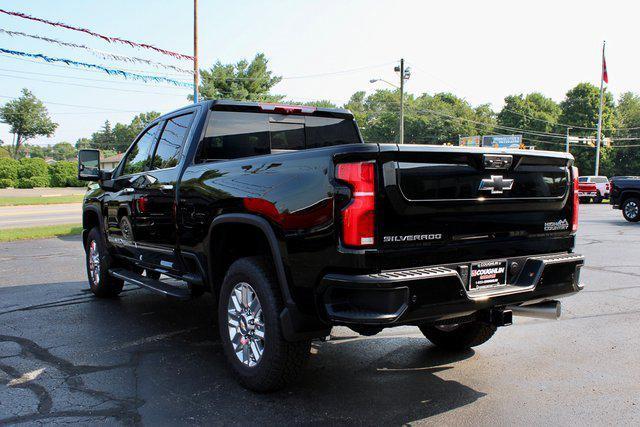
[578, 176, 610, 203]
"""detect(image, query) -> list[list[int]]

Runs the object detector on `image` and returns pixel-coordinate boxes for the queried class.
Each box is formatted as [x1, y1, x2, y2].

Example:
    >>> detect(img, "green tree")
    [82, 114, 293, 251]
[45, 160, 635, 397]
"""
[559, 83, 615, 175]
[196, 53, 283, 102]
[91, 120, 117, 150]
[611, 92, 640, 175]
[51, 142, 77, 161]
[497, 93, 561, 135]
[0, 89, 58, 158]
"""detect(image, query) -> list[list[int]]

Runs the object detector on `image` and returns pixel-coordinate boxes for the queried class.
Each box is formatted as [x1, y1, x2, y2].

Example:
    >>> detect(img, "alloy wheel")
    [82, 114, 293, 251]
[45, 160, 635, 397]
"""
[625, 201, 638, 219]
[88, 240, 101, 285]
[227, 282, 265, 367]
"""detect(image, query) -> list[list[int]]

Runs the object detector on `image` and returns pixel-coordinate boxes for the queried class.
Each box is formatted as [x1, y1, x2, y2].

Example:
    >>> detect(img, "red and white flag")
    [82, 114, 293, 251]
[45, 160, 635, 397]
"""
[602, 46, 609, 84]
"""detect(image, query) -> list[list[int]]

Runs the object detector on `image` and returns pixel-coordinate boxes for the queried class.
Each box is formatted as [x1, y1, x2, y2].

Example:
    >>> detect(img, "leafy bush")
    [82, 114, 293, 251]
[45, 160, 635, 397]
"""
[49, 161, 82, 187]
[0, 178, 14, 188]
[18, 157, 49, 180]
[16, 175, 50, 188]
[0, 158, 19, 182]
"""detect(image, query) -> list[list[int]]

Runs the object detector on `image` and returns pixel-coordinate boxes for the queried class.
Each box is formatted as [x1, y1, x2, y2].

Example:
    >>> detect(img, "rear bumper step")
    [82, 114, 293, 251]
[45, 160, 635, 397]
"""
[320, 252, 583, 325]
[109, 268, 192, 300]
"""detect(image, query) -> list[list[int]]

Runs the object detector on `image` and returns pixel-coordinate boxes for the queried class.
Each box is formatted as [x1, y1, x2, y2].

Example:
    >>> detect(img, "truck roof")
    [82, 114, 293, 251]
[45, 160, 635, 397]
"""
[159, 99, 354, 120]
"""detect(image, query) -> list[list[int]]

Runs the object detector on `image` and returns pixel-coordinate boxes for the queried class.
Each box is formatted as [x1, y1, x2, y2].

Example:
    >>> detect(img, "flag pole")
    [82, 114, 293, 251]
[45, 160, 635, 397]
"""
[193, 0, 199, 104]
[595, 41, 605, 176]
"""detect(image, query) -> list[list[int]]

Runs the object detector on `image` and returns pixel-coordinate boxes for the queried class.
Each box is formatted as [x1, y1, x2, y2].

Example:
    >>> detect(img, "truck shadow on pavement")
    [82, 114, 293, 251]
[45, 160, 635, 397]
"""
[0, 282, 484, 425]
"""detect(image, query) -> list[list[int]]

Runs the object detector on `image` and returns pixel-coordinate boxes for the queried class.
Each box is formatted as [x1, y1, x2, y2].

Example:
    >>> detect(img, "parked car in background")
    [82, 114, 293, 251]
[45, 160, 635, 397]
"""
[610, 176, 640, 222]
[578, 176, 610, 203]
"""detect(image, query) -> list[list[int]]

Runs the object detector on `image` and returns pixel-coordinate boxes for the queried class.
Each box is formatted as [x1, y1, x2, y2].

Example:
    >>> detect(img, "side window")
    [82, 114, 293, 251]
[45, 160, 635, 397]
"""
[578, 177, 588, 183]
[121, 124, 158, 176]
[152, 113, 194, 169]
[270, 122, 305, 151]
[198, 111, 269, 161]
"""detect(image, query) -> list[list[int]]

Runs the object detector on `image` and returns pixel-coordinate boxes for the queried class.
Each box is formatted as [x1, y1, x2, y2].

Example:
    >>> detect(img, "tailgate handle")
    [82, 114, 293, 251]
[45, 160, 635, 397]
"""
[483, 154, 513, 170]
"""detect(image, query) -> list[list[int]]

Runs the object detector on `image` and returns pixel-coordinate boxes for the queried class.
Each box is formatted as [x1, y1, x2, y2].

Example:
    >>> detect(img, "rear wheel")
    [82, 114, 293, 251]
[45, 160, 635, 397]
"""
[85, 227, 124, 297]
[622, 197, 640, 222]
[419, 320, 497, 351]
[594, 193, 604, 203]
[218, 256, 310, 392]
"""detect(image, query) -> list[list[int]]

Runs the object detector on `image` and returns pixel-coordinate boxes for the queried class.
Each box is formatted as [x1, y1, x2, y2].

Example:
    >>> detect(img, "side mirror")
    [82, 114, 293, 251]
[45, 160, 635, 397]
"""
[78, 149, 101, 181]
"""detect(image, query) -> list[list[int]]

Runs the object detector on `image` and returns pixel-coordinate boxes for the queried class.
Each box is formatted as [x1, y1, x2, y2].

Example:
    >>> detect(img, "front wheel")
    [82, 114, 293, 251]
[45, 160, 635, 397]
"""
[218, 257, 310, 392]
[85, 227, 124, 297]
[622, 197, 640, 222]
[419, 320, 497, 351]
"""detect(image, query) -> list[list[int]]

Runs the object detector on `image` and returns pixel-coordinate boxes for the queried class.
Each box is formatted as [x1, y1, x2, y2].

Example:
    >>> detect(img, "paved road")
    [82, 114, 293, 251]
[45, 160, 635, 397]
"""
[0, 204, 638, 425]
[0, 203, 82, 229]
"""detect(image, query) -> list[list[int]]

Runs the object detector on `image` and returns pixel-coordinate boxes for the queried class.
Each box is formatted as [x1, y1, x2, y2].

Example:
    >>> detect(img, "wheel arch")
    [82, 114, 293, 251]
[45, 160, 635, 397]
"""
[206, 214, 294, 307]
[82, 205, 103, 248]
[620, 190, 640, 204]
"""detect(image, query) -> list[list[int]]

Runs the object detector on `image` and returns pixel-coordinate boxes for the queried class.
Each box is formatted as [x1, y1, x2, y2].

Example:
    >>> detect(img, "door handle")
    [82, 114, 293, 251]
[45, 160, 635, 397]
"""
[122, 187, 134, 194]
[160, 184, 174, 191]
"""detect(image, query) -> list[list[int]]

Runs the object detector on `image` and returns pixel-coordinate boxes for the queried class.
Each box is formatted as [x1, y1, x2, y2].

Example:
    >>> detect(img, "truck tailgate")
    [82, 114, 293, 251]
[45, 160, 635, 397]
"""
[377, 144, 575, 251]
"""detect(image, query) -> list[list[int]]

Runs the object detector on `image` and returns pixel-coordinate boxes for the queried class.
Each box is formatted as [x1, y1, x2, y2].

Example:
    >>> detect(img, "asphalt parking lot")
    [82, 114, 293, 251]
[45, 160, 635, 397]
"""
[0, 204, 639, 425]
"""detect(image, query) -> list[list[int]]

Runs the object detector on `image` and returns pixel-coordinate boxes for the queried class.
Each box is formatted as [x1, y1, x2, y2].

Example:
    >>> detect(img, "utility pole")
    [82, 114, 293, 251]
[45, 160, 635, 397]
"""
[595, 41, 606, 175]
[394, 59, 410, 144]
[193, 0, 199, 104]
[565, 127, 572, 153]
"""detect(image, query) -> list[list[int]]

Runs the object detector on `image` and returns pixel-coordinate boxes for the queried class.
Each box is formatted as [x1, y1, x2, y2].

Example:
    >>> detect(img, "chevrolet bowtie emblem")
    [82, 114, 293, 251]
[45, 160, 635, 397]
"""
[479, 175, 514, 194]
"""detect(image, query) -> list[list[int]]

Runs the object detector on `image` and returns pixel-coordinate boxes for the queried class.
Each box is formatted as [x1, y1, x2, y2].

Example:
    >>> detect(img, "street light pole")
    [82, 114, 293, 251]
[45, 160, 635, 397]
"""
[193, 0, 199, 104]
[566, 127, 572, 153]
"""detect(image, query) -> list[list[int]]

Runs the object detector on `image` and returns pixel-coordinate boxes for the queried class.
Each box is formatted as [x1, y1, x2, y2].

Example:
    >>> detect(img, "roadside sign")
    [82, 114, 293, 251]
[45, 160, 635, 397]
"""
[459, 135, 481, 147]
[482, 135, 522, 148]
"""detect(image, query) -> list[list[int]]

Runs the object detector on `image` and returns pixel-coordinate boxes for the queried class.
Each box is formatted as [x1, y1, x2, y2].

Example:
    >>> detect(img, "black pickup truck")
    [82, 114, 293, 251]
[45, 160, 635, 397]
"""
[78, 100, 584, 391]
[609, 176, 640, 221]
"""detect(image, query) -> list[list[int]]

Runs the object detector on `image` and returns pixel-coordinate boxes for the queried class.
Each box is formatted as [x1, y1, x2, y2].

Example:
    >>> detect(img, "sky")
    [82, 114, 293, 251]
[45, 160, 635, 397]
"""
[0, 0, 637, 147]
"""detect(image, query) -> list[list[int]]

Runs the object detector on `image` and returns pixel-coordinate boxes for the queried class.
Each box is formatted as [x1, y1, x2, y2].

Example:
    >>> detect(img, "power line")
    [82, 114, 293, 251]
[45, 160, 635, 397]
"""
[0, 72, 189, 97]
[0, 67, 190, 90]
[0, 94, 141, 112]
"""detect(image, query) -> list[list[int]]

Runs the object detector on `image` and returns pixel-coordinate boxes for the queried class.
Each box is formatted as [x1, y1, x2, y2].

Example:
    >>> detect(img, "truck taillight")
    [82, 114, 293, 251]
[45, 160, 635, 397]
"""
[571, 166, 579, 232]
[336, 162, 376, 247]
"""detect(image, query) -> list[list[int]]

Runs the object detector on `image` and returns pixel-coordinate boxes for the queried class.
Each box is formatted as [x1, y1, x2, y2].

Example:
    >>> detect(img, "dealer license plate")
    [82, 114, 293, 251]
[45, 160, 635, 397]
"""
[469, 260, 508, 290]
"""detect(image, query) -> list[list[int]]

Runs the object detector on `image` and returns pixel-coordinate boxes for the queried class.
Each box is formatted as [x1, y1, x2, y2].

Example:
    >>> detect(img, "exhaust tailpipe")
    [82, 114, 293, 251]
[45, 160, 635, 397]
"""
[508, 300, 561, 320]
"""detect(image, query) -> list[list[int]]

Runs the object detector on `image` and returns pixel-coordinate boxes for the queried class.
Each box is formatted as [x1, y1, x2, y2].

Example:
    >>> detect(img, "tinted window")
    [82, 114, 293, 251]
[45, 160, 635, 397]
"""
[305, 117, 360, 148]
[153, 113, 193, 169]
[199, 111, 269, 160]
[578, 177, 588, 183]
[270, 122, 305, 151]
[121, 124, 158, 176]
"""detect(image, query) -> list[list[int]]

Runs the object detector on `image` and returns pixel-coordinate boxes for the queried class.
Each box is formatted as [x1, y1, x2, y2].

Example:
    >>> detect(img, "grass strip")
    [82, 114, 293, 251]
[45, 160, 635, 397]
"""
[0, 195, 84, 206]
[0, 223, 82, 242]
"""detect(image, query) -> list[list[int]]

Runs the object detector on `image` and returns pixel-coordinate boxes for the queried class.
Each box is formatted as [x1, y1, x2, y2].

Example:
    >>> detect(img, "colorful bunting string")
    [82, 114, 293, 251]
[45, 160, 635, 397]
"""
[0, 9, 193, 61]
[0, 28, 193, 75]
[0, 47, 193, 88]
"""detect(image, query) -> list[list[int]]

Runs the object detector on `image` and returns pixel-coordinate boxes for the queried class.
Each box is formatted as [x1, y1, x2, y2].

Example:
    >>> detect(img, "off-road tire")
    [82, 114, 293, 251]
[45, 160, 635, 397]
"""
[85, 226, 124, 298]
[218, 256, 310, 392]
[419, 320, 497, 351]
[622, 197, 640, 222]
